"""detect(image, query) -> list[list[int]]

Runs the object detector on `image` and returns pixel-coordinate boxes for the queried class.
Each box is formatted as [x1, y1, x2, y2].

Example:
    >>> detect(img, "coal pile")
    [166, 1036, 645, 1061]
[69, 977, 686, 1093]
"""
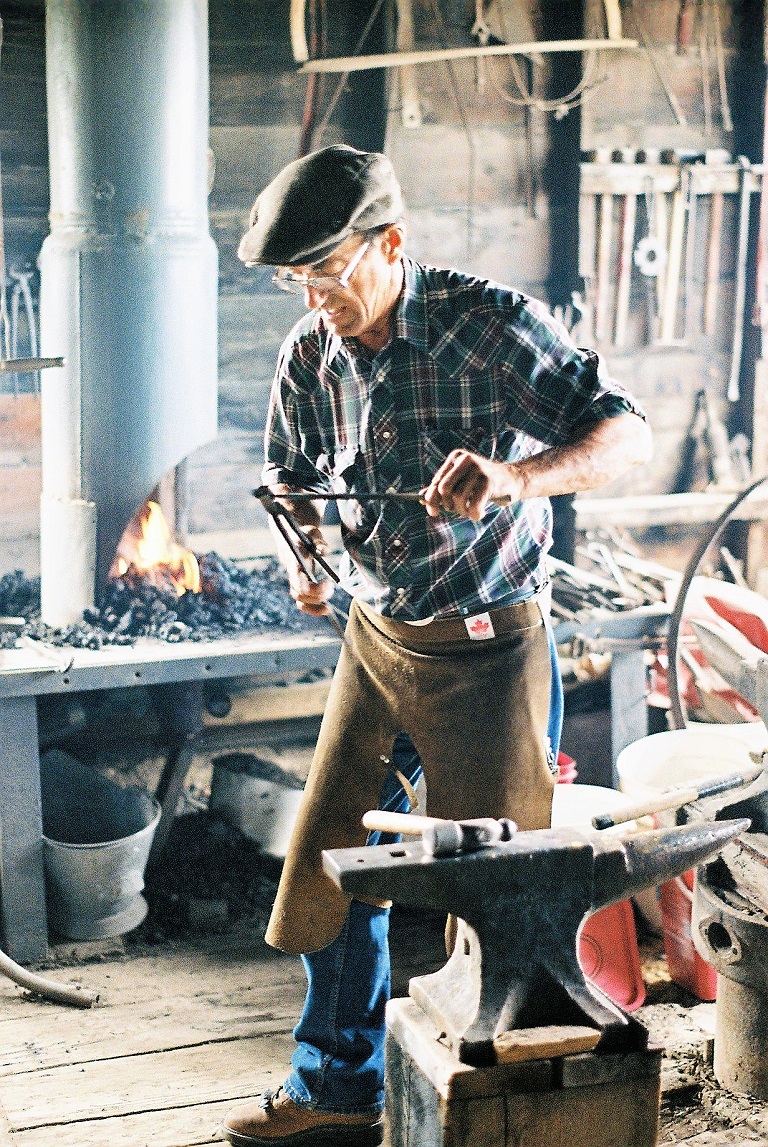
[0, 554, 339, 650]
[131, 809, 282, 944]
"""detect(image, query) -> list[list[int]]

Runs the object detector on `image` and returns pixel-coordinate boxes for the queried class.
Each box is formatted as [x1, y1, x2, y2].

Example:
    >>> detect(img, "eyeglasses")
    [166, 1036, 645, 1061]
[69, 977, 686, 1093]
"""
[272, 240, 371, 296]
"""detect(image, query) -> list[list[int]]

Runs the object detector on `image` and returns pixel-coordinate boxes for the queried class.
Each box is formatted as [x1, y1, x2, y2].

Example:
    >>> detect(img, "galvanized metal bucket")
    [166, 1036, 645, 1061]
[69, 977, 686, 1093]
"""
[41, 751, 161, 940]
[209, 752, 306, 859]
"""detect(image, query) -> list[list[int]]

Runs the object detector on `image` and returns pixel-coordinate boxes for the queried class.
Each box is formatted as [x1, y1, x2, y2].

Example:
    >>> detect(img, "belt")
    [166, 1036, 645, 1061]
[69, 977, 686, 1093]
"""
[355, 591, 545, 649]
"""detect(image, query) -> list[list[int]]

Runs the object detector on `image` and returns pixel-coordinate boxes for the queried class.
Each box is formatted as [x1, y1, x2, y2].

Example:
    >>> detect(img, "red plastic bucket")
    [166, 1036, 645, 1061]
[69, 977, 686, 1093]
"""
[557, 751, 578, 784]
[658, 870, 717, 1001]
[552, 782, 646, 1011]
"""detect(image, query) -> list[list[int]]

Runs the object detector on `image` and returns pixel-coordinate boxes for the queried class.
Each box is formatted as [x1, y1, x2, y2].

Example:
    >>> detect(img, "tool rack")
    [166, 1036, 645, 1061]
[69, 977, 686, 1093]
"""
[579, 158, 768, 372]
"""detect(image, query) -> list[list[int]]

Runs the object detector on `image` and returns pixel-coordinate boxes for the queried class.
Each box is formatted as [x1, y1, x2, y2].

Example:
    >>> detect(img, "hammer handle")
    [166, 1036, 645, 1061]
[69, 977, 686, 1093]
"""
[592, 764, 763, 830]
[362, 810, 448, 835]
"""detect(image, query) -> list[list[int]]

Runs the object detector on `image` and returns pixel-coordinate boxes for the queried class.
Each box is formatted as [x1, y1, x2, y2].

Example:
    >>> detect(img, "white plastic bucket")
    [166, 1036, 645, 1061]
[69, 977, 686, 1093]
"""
[616, 727, 762, 936]
[552, 783, 637, 832]
[616, 728, 759, 803]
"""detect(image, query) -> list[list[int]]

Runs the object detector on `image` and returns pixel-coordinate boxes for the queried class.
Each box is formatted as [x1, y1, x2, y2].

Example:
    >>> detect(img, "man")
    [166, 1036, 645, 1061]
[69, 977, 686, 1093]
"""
[221, 144, 652, 1147]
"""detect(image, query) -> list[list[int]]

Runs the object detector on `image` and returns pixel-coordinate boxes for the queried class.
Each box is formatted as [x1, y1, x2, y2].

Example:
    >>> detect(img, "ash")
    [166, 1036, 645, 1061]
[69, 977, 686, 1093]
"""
[0, 554, 332, 649]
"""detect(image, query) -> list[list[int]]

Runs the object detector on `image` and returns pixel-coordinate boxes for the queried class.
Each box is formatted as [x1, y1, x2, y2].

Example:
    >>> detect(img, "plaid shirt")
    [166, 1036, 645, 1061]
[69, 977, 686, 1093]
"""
[263, 258, 644, 620]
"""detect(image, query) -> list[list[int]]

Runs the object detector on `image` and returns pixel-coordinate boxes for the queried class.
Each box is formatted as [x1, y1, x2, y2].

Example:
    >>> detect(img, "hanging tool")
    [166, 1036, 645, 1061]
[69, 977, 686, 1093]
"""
[614, 185, 637, 348]
[728, 156, 752, 401]
[659, 163, 689, 344]
[683, 170, 699, 341]
[595, 173, 614, 345]
[8, 264, 40, 395]
[592, 762, 763, 829]
[676, 0, 694, 53]
[700, 0, 713, 137]
[704, 180, 725, 336]
[709, 0, 733, 132]
[633, 171, 666, 342]
[396, 0, 422, 128]
[630, 1, 688, 127]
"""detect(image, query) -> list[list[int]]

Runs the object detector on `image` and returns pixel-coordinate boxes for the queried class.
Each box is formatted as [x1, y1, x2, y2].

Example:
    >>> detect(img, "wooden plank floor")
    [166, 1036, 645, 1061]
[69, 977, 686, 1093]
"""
[0, 913, 445, 1147]
[0, 932, 301, 1146]
[1, 915, 766, 1147]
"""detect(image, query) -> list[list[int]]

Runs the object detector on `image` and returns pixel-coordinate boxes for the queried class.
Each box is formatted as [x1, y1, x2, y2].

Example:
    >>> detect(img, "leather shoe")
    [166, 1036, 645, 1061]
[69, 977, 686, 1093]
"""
[220, 1086, 385, 1146]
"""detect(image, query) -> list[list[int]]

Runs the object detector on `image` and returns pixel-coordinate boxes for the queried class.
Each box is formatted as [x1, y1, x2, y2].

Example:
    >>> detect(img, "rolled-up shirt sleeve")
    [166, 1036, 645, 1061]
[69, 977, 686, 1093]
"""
[502, 297, 647, 444]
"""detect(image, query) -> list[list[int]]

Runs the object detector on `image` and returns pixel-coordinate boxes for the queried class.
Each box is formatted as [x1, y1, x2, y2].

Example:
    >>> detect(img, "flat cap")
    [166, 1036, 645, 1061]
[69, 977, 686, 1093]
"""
[238, 145, 403, 267]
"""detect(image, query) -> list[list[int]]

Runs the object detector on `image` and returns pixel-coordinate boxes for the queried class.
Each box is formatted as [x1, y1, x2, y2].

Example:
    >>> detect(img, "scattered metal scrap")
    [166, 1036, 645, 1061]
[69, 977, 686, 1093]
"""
[547, 532, 678, 624]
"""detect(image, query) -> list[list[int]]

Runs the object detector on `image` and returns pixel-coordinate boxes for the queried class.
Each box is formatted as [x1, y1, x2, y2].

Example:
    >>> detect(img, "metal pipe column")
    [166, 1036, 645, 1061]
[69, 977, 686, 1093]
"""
[39, 0, 218, 624]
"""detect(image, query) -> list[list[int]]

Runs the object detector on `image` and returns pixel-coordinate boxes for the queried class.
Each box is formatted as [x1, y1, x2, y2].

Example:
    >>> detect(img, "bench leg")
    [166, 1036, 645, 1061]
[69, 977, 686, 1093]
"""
[0, 696, 48, 963]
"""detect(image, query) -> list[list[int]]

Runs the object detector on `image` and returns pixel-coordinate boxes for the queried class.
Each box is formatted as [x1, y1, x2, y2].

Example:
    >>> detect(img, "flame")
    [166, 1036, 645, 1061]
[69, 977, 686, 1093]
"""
[110, 500, 200, 596]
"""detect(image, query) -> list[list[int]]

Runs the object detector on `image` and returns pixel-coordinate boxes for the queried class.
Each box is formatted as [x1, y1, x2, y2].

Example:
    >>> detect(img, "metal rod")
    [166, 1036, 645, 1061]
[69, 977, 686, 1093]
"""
[0, 356, 64, 374]
[728, 158, 753, 401]
[253, 486, 514, 506]
[256, 488, 425, 503]
[592, 763, 764, 829]
[0, 946, 99, 1008]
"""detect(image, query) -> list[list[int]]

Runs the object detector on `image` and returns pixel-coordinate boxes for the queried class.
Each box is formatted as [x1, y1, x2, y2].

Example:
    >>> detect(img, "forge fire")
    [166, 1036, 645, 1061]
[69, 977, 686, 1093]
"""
[0, 495, 345, 649]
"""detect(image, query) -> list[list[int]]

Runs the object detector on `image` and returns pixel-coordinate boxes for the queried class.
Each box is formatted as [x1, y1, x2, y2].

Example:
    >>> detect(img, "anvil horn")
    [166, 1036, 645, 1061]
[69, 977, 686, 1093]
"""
[592, 818, 752, 910]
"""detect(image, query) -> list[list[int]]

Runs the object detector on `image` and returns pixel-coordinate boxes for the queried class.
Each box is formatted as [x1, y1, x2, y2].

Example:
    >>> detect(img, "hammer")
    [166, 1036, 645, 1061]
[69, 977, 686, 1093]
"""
[361, 809, 517, 857]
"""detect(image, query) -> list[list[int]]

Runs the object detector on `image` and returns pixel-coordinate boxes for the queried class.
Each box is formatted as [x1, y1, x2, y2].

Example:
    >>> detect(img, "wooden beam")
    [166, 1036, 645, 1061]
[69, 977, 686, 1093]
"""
[574, 490, 768, 529]
[299, 38, 638, 74]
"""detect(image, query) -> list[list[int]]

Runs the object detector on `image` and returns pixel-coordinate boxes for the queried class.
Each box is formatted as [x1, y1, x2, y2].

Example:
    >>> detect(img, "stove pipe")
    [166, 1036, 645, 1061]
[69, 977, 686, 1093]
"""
[39, 0, 218, 626]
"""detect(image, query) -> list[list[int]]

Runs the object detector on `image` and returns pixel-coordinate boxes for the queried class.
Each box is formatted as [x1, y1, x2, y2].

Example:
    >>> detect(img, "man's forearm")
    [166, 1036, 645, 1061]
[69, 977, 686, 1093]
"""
[511, 412, 653, 501]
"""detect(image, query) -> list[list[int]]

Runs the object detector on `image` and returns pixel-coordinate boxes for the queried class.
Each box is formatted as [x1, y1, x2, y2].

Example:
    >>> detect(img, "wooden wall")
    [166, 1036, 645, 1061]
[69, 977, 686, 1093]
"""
[0, 0, 765, 575]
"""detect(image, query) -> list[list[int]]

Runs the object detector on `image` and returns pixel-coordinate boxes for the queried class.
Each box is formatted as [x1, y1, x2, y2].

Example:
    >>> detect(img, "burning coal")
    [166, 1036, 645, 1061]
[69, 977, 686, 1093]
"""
[110, 500, 201, 597]
[0, 553, 327, 650]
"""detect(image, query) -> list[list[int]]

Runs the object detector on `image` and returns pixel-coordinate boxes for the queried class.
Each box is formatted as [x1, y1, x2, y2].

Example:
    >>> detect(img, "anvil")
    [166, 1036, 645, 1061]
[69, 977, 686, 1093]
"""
[323, 819, 748, 1064]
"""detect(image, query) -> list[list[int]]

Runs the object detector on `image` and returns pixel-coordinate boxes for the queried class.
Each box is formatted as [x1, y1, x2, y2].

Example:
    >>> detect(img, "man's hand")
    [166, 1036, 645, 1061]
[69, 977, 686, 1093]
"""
[284, 523, 336, 616]
[263, 487, 335, 616]
[421, 451, 522, 522]
[421, 413, 653, 521]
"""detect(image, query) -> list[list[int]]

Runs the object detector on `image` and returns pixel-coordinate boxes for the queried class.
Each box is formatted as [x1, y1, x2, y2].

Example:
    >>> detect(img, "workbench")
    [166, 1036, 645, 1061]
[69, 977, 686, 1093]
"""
[0, 628, 341, 964]
[0, 602, 668, 965]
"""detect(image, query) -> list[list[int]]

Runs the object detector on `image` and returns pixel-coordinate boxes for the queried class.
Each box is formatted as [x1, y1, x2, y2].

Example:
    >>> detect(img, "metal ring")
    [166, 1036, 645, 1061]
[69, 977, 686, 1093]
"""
[633, 235, 667, 278]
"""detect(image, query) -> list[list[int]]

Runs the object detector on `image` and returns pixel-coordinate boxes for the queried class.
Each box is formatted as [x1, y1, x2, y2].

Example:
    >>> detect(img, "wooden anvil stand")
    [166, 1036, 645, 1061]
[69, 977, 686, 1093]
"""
[385, 997, 661, 1147]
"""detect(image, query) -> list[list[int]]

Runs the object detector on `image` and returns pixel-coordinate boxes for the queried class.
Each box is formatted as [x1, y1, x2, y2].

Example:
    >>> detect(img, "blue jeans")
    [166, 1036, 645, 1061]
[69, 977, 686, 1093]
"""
[285, 619, 563, 1113]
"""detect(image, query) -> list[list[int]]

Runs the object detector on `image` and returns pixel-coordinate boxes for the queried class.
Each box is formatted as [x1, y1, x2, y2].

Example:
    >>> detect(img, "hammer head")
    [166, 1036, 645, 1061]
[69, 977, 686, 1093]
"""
[423, 817, 517, 857]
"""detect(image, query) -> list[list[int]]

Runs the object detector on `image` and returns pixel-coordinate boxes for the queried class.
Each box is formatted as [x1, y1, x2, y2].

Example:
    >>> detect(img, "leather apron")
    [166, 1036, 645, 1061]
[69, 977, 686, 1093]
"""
[265, 595, 556, 955]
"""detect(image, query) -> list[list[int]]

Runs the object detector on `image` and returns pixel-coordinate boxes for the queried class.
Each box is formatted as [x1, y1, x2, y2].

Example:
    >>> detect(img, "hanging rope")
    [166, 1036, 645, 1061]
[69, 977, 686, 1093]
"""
[485, 49, 607, 115]
[472, 0, 608, 115]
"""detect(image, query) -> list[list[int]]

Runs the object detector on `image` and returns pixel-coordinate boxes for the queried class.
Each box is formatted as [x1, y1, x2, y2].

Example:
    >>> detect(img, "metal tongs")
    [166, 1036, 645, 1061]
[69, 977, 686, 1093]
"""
[252, 486, 349, 642]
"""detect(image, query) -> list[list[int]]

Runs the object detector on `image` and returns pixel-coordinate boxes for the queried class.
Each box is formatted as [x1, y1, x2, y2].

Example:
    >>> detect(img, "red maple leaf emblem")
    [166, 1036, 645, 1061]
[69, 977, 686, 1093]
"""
[469, 617, 490, 635]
